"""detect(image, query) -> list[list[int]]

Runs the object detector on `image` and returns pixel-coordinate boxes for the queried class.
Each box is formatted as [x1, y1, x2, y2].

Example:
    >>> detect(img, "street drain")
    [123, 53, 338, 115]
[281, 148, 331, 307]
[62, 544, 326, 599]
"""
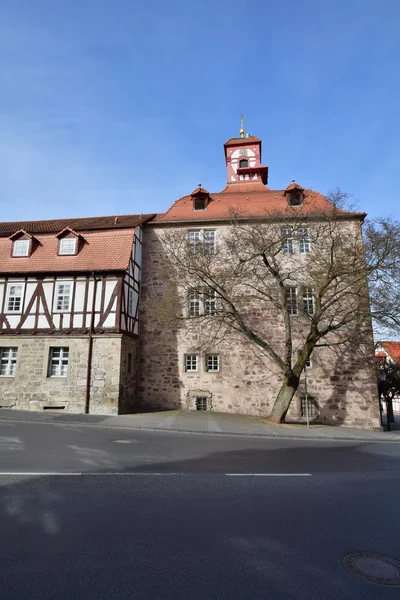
[113, 440, 137, 444]
[342, 553, 400, 586]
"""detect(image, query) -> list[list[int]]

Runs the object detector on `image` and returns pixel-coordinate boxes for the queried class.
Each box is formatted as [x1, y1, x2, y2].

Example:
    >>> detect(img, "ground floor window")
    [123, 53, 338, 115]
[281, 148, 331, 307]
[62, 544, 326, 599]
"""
[48, 347, 69, 377]
[0, 347, 18, 376]
[184, 354, 199, 372]
[301, 397, 316, 418]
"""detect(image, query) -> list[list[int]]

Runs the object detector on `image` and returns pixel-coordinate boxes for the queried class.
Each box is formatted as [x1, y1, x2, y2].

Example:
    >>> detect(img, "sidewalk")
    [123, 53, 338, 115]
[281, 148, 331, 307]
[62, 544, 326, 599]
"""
[1, 408, 399, 442]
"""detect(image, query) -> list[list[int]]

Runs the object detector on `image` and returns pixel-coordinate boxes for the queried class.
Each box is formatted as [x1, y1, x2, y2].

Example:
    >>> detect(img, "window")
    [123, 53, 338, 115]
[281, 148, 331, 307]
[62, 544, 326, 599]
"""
[206, 354, 219, 372]
[55, 282, 72, 311]
[305, 356, 312, 368]
[188, 290, 201, 317]
[239, 159, 249, 168]
[204, 289, 217, 316]
[188, 230, 201, 255]
[196, 397, 208, 411]
[128, 288, 134, 315]
[204, 230, 216, 255]
[59, 238, 77, 255]
[12, 240, 30, 257]
[184, 354, 199, 372]
[298, 228, 310, 253]
[127, 353, 133, 374]
[286, 287, 298, 315]
[301, 397, 316, 418]
[302, 288, 315, 315]
[288, 193, 302, 207]
[281, 228, 294, 254]
[48, 347, 69, 377]
[194, 197, 207, 211]
[7, 285, 23, 312]
[0, 347, 18, 376]
[188, 230, 216, 256]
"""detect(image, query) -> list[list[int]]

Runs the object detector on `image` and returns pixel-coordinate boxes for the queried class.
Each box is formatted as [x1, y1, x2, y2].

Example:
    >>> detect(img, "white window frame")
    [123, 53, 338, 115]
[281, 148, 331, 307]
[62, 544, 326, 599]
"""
[302, 287, 315, 315]
[184, 354, 199, 373]
[298, 228, 310, 253]
[206, 354, 220, 372]
[0, 347, 18, 377]
[204, 288, 217, 316]
[281, 227, 294, 254]
[12, 239, 30, 257]
[59, 237, 77, 255]
[54, 282, 72, 312]
[188, 290, 201, 317]
[188, 229, 216, 256]
[286, 287, 298, 315]
[7, 284, 23, 313]
[48, 347, 69, 377]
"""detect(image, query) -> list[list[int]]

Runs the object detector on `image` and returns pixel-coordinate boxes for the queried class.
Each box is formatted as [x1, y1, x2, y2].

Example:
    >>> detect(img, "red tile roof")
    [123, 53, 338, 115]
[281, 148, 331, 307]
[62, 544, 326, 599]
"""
[0, 229, 136, 274]
[224, 135, 261, 145]
[154, 182, 365, 223]
[377, 342, 400, 364]
[0, 214, 155, 236]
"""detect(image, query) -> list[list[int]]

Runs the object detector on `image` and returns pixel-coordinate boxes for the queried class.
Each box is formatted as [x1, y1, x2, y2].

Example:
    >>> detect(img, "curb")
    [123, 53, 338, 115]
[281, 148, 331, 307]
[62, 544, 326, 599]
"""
[0, 414, 399, 443]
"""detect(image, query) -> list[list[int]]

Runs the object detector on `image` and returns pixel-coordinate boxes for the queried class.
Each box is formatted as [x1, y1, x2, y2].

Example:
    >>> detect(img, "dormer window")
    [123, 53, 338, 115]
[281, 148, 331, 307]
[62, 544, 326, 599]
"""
[13, 239, 30, 257]
[59, 238, 77, 255]
[194, 197, 207, 211]
[239, 159, 249, 168]
[191, 186, 210, 211]
[288, 194, 302, 207]
[56, 228, 81, 256]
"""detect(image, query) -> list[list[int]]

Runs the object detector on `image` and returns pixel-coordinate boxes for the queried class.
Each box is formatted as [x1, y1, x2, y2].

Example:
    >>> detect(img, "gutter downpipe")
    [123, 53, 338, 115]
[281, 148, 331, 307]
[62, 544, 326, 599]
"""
[85, 272, 97, 414]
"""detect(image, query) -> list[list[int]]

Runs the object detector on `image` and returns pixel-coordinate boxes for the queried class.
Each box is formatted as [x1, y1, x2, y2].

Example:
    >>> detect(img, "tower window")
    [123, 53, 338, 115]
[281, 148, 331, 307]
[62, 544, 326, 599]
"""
[239, 159, 249, 168]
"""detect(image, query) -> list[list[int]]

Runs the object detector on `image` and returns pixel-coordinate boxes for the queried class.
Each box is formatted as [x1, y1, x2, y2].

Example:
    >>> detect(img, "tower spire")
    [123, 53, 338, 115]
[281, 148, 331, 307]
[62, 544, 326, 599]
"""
[240, 113, 246, 138]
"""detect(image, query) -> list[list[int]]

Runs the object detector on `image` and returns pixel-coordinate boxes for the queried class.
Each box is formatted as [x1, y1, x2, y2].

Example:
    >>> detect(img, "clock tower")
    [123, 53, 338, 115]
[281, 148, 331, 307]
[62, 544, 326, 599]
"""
[223, 122, 268, 186]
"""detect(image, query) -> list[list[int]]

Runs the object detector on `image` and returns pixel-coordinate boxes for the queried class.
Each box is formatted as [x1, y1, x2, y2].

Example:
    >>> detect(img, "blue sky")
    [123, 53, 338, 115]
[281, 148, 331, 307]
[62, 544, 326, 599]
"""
[0, 0, 399, 221]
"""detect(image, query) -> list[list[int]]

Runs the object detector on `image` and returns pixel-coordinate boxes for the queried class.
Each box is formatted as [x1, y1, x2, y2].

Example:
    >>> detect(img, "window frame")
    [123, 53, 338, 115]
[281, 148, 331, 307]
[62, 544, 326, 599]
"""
[288, 193, 303, 207]
[188, 229, 216, 256]
[58, 237, 78, 256]
[6, 284, 23, 313]
[188, 289, 201, 317]
[193, 197, 207, 211]
[298, 228, 311, 254]
[48, 347, 69, 378]
[239, 159, 249, 168]
[0, 347, 18, 377]
[12, 239, 31, 257]
[206, 354, 220, 373]
[281, 227, 294, 254]
[286, 287, 298, 315]
[184, 354, 199, 373]
[302, 287, 315, 316]
[54, 281, 72, 312]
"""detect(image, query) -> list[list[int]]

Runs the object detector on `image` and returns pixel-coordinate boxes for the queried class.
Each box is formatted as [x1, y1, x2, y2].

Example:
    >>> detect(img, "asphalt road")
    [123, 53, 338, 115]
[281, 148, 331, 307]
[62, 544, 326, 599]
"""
[1, 420, 400, 599]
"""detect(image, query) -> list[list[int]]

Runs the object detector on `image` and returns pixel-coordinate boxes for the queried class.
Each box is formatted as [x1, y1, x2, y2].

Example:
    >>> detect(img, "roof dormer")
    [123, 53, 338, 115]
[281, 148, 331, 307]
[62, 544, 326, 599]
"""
[9, 230, 36, 257]
[284, 181, 305, 207]
[56, 227, 83, 256]
[190, 186, 210, 211]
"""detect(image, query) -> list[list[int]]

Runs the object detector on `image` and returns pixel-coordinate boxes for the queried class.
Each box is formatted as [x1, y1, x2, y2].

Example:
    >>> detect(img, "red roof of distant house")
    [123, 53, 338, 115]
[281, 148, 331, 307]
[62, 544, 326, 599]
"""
[154, 181, 365, 223]
[377, 342, 400, 364]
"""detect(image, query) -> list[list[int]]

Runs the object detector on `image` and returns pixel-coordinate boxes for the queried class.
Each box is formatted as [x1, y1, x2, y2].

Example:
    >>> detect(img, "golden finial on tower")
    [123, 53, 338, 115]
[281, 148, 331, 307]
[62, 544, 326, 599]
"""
[240, 113, 246, 138]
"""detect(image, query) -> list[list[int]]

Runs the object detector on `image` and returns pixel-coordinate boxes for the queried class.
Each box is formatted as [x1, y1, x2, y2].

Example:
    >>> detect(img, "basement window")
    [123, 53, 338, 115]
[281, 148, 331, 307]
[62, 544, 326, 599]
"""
[196, 397, 208, 411]
[301, 397, 316, 418]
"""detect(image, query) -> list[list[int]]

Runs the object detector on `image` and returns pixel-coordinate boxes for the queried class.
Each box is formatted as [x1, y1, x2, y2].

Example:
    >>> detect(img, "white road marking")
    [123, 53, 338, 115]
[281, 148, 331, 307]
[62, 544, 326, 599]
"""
[0, 472, 181, 476]
[226, 473, 312, 477]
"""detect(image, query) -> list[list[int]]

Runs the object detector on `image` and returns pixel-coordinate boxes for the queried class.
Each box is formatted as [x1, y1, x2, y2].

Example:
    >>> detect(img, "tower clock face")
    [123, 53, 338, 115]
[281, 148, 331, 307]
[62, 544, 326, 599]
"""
[239, 149, 248, 156]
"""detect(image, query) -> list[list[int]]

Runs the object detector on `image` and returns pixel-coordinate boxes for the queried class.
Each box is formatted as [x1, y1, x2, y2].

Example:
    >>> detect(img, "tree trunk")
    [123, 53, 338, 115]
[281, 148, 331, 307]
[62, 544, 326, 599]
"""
[269, 374, 300, 423]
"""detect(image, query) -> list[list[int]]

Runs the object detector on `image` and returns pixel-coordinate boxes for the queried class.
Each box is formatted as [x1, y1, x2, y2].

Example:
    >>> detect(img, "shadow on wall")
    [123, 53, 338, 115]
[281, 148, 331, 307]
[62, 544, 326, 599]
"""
[137, 226, 181, 412]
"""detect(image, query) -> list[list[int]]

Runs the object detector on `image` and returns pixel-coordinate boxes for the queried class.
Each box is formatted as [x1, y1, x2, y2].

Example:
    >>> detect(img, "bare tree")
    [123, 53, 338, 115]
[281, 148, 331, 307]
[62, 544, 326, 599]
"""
[152, 199, 400, 423]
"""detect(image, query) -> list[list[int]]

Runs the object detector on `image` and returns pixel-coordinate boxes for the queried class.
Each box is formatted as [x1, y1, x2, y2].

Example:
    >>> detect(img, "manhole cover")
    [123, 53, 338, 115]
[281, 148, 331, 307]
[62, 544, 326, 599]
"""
[112, 439, 137, 444]
[342, 553, 400, 586]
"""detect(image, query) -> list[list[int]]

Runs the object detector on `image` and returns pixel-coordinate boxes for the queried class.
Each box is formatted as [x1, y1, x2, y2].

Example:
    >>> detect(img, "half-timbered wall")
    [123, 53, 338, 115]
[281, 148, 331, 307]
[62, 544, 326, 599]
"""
[0, 275, 119, 333]
[120, 225, 142, 336]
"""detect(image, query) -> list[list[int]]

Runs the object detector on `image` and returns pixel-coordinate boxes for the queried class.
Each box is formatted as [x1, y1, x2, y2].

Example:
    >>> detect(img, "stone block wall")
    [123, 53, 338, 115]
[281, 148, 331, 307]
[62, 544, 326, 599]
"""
[0, 334, 139, 415]
[139, 224, 381, 429]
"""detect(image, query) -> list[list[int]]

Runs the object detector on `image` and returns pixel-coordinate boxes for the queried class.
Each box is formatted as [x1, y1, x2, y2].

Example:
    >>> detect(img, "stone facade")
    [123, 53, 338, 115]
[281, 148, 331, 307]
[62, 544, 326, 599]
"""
[0, 334, 139, 415]
[138, 223, 381, 429]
